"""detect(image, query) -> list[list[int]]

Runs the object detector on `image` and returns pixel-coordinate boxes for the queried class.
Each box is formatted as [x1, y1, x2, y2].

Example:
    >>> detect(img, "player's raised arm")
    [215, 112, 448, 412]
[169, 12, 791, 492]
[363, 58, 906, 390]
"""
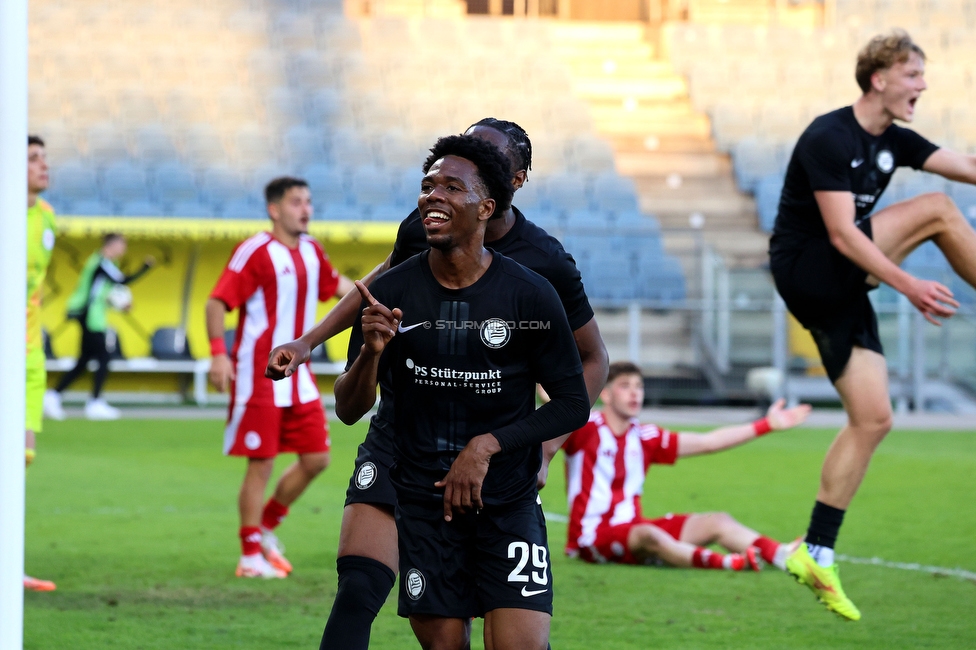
[676, 399, 811, 458]
[923, 148, 976, 184]
[333, 281, 401, 425]
[266, 255, 392, 380]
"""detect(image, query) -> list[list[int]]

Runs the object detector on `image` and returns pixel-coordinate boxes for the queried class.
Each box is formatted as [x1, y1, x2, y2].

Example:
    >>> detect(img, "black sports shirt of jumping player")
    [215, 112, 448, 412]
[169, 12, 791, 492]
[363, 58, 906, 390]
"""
[770, 106, 939, 257]
[360, 206, 594, 466]
[346, 250, 588, 506]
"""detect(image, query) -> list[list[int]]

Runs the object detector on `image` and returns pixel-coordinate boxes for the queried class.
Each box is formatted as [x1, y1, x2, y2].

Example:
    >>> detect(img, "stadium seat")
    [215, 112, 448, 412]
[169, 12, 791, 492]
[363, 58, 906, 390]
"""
[564, 209, 608, 231]
[755, 174, 784, 233]
[154, 161, 199, 206]
[151, 327, 193, 360]
[514, 179, 546, 211]
[86, 123, 129, 162]
[67, 198, 112, 216]
[266, 87, 307, 129]
[350, 165, 395, 207]
[52, 159, 100, 202]
[368, 203, 408, 222]
[306, 88, 343, 126]
[181, 123, 228, 166]
[301, 163, 346, 205]
[221, 198, 264, 220]
[732, 137, 782, 193]
[200, 165, 246, 210]
[546, 172, 591, 213]
[949, 182, 976, 222]
[568, 136, 616, 174]
[101, 161, 150, 207]
[591, 172, 640, 214]
[169, 200, 212, 218]
[133, 125, 180, 163]
[233, 125, 275, 167]
[283, 124, 328, 167]
[118, 199, 166, 217]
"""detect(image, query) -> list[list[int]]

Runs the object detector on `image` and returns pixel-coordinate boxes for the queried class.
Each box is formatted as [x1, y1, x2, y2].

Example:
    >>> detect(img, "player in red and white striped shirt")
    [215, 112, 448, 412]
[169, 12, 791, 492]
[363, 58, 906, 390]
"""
[206, 177, 354, 578]
[562, 361, 810, 572]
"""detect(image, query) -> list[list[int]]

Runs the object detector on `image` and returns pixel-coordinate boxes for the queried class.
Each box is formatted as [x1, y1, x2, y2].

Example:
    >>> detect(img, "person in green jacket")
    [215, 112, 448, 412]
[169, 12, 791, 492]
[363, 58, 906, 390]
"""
[45, 233, 153, 420]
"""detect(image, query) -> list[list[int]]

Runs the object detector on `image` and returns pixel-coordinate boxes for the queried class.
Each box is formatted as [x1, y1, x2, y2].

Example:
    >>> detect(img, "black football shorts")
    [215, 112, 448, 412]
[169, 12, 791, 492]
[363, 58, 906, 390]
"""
[395, 496, 554, 619]
[771, 218, 883, 383]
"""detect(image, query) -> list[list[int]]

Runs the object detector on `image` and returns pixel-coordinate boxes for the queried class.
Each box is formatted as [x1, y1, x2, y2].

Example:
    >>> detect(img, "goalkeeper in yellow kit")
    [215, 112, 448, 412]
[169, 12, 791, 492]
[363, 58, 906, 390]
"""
[25, 135, 57, 592]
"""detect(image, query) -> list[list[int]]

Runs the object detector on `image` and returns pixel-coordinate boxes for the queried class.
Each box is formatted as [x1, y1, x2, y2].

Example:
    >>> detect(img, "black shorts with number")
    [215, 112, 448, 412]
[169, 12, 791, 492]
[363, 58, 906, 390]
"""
[343, 417, 397, 510]
[396, 496, 553, 619]
[770, 218, 882, 383]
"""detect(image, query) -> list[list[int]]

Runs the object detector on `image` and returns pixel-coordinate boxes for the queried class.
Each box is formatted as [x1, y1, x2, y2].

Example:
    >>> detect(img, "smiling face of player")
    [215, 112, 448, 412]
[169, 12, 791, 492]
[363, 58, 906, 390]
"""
[419, 155, 495, 251]
[27, 143, 49, 198]
[875, 52, 927, 123]
[269, 185, 313, 244]
[602, 372, 645, 421]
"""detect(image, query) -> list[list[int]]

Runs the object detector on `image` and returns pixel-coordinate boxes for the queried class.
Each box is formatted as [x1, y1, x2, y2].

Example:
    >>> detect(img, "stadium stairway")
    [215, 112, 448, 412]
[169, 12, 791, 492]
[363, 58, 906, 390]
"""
[546, 21, 770, 269]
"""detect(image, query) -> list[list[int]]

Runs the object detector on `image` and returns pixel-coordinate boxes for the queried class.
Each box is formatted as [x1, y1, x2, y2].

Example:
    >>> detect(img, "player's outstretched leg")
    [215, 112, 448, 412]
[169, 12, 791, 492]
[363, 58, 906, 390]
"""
[679, 511, 796, 570]
[871, 192, 976, 288]
[630, 523, 758, 571]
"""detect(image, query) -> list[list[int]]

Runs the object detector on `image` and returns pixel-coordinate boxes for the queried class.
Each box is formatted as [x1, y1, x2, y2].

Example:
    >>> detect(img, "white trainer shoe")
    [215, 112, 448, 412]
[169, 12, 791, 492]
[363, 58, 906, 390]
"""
[260, 529, 293, 574]
[85, 398, 121, 420]
[43, 390, 66, 421]
[236, 553, 287, 579]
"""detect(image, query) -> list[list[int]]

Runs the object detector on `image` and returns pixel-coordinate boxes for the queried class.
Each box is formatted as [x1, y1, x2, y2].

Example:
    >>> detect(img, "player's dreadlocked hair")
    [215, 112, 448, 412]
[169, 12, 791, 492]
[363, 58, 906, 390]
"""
[423, 135, 515, 215]
[467, 117, 533, 173]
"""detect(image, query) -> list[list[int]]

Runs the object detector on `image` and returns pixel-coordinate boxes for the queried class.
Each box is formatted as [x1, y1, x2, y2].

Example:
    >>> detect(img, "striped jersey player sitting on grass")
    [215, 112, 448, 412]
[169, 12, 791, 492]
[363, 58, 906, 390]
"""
[560, 361, 810, 572]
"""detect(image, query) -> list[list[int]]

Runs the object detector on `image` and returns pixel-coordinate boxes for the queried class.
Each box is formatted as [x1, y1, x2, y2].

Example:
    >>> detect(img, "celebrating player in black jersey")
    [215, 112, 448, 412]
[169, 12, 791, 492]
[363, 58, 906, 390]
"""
[267, 119, 607, 650]
[769, 30, 976, 620]
[335, 135, 589, 650]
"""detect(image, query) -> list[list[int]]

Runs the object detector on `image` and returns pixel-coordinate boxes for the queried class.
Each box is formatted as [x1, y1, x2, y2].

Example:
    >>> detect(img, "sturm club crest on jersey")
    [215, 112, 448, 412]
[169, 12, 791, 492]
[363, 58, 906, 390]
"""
[876, 149, 895, 174]
[355, 461, 377, 490]
[480, 318, 511, 349]
[405, 568, 426, 600]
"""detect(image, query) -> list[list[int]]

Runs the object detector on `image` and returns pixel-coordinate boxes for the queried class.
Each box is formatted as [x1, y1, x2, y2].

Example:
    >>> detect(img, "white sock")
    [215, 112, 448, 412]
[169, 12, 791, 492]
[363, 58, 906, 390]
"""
[772, 544, 789, 571]
[806, 543, 834, 568]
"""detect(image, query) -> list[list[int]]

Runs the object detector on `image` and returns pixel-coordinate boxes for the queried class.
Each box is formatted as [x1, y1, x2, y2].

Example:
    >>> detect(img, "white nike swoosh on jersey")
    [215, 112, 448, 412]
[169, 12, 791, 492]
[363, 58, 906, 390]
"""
[397, 321, 428, 333]
[521, 587, 548, 597]
[851, 159, 864, 168]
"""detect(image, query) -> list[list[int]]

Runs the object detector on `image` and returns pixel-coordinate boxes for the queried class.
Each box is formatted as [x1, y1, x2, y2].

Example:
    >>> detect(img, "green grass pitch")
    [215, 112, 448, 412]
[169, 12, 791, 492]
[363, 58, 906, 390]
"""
[24, 417, 976, 648]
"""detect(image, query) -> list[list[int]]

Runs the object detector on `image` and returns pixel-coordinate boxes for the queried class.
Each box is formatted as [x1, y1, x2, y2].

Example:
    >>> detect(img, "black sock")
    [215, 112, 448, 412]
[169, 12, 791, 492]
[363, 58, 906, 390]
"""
[804, 501, 846, 549]
[320, 555, 396, 650]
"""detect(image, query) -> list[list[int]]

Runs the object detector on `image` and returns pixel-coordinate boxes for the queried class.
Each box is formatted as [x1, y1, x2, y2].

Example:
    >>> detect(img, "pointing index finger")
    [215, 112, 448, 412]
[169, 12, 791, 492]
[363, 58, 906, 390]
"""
[355, 280, 379, 307]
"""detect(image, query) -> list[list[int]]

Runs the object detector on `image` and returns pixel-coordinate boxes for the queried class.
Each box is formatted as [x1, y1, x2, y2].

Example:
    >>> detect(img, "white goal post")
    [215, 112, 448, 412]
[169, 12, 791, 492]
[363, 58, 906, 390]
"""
[0, 0, 29, 647]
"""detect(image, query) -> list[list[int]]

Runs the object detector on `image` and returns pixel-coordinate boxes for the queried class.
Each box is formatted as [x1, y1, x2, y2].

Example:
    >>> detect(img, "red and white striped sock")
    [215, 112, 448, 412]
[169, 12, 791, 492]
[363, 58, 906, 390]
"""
[751, 535, 781, 565]
[692, 548, 746, 571]
[261, 498, 289, 531]
[240, 526, 262, 557]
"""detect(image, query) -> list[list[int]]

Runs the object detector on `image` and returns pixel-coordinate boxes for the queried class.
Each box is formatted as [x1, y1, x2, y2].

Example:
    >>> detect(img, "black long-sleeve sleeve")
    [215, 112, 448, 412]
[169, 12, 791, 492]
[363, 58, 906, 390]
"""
[491, 373, 589, 453]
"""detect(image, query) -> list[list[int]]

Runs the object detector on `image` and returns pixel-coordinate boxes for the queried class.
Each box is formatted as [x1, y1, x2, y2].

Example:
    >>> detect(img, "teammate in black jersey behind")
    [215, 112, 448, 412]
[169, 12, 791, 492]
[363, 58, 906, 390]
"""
[335, 135, 589, 650]
[769, 30, 976, 620]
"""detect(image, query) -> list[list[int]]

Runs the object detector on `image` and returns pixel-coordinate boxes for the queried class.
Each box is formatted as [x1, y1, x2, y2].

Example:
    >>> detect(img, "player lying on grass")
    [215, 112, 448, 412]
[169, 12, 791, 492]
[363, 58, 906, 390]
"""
[769, 29, 976, 620]
[559, 362, 809, 572]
